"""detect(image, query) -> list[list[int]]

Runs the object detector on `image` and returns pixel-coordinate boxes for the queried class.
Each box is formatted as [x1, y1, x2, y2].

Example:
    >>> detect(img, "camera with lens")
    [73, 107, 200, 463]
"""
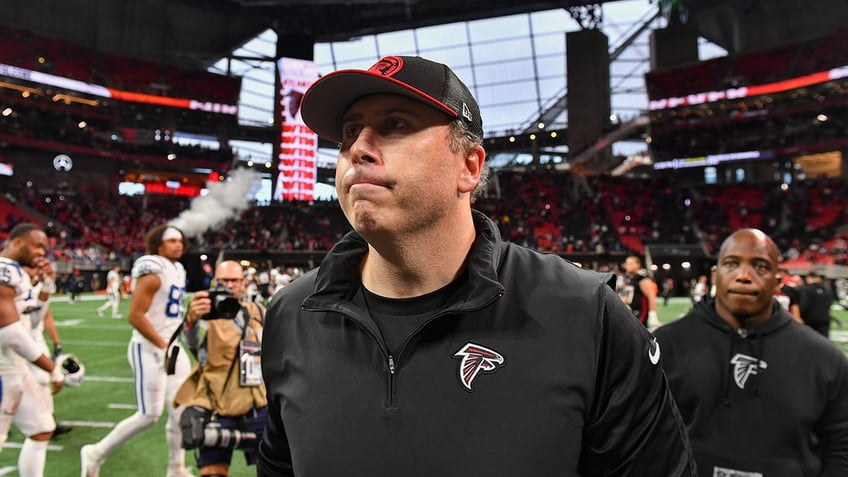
[180, 406, 258, 451]
[201, 284, 242, 320]
[202, 421, 257, 451]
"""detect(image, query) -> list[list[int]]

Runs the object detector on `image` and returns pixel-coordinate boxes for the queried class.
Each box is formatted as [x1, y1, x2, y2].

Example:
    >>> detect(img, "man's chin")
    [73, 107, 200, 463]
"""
[730, 306, 772, 324]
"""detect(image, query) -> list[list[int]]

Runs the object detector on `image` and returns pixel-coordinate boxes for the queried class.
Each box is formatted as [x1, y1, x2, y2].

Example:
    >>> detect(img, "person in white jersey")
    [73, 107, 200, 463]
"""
[14, 263, 76, 476]
[22, 270, 76, 439]
[0, 222, 65, 477]
[97, 264, 123, 318]
[81, 224, 193, 477]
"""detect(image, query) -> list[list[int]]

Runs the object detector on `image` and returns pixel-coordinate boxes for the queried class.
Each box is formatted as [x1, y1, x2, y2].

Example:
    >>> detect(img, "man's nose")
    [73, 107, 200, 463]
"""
[349, 128, 379, 164]
[735, 264, 755, 281]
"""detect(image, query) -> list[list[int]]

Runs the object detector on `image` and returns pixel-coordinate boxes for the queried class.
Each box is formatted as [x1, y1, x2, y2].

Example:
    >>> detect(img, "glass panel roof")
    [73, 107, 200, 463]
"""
[208, 0, 726, 168]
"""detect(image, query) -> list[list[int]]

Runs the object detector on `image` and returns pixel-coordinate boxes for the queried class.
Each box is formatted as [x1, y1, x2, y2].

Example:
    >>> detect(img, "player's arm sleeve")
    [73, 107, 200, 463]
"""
[0, 320, 44, 361]
[43, 307, 61, 348]
[817, 351, 848, 476]
[257, 390, 294, 477]
[0, 270, 23, 327]
[256, 297, 294, 477]
[580, 285, 696, 476]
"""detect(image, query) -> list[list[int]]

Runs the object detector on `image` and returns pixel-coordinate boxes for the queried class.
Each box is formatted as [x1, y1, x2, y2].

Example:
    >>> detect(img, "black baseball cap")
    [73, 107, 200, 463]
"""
[300, 55, 483, 143]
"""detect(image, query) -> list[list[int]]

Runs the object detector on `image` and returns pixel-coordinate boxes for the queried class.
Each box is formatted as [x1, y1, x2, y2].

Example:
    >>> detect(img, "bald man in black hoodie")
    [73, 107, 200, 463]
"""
[655, 228, 848, 476]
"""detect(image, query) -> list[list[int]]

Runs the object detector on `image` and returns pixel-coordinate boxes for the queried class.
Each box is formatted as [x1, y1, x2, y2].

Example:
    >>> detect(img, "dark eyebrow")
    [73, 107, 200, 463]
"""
[340, 111, 364, 125]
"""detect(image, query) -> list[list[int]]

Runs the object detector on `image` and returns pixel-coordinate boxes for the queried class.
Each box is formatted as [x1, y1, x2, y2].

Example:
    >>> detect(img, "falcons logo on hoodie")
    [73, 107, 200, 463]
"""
[453, 343, 505, 392]
[730, 353, 768, 389]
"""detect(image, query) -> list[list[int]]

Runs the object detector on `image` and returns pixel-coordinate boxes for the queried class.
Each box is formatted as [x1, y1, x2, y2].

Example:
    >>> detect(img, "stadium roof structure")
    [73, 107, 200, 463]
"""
[1, 0, 841, 72]
[0, 0, 621, 71]
[2, 0, 843, 177]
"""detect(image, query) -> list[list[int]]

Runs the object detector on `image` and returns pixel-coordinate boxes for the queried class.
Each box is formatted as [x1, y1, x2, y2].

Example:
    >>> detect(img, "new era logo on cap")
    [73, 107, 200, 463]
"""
[300, 55, 483, 142]
[462, 103, 473, 122]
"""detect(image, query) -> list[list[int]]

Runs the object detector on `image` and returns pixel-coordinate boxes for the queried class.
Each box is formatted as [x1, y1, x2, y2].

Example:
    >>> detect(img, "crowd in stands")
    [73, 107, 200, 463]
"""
[645, 28, 848, 100]
[0, 89, 235, 165]
[649, 100, 848, 162]
[1, 172, 847, 275]
[642, 27, 848, 168]
[0, 28, 240, 104]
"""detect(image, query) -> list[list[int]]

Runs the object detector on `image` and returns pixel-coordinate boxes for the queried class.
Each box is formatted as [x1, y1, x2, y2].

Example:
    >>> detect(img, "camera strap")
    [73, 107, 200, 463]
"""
[165, 318, 187, 375]
[238, 302, 263, 387]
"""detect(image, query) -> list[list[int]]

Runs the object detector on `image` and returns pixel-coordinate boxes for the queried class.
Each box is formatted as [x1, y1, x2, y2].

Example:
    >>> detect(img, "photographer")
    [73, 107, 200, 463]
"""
[174, 260, 267, 477]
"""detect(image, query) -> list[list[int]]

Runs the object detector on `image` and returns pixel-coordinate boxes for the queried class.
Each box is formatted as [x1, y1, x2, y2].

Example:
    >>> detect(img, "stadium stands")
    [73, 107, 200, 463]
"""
[645, 29, 848, 100]
[2, 172, 845, 276]
[0, 15, 844, 289]
[0, 27, 241, 104]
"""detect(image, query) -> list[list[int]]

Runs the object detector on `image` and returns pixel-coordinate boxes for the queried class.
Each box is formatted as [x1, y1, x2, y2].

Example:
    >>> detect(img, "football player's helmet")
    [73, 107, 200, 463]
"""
[57, 353, 85, 387]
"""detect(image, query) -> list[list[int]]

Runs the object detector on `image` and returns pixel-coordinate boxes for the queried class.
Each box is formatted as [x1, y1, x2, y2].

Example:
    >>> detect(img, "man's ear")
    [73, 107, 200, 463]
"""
[458, 145, 485, 194]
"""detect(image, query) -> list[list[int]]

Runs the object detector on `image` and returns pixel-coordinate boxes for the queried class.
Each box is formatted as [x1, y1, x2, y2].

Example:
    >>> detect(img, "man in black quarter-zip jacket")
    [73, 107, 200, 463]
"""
[257, 55, 696, 477]
[655, 228, 848, 476]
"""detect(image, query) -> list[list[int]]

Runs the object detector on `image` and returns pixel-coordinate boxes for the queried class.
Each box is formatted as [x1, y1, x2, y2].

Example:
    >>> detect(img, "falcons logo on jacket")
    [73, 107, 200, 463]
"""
[730, 353, 768, 389]
[453, 342, 505, 392]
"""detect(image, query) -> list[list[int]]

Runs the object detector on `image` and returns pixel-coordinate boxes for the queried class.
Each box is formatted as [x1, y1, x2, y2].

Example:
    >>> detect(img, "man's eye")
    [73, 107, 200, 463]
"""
[342, 125, 362, 139]
[386, 118, 407, 129]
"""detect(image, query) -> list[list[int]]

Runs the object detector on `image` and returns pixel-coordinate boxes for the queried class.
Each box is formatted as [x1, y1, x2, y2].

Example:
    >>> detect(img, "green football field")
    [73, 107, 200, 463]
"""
[0, 295, 257, 477]
[1, 294, 847, 476]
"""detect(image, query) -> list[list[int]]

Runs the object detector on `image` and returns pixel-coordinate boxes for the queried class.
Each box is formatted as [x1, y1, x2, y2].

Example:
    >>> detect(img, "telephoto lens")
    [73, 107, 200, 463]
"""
[203, 422, 258, 450]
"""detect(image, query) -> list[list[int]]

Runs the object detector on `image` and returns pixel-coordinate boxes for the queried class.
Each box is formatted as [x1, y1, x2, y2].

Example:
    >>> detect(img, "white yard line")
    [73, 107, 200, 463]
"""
[2, 442, 63, 451]
[84, 376, 134, 383]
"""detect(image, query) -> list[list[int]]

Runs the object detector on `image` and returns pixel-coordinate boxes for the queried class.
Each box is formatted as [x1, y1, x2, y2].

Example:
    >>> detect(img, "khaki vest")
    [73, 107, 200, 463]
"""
[174, 301, 267, 416]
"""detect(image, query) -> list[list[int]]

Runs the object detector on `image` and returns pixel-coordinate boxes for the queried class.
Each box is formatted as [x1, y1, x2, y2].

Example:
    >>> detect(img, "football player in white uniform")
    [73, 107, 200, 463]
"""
[81, 224, 193, 477]
[0, 223, 65, 477]
[16, 264, 68, 475]
[96, 264, 123, 318]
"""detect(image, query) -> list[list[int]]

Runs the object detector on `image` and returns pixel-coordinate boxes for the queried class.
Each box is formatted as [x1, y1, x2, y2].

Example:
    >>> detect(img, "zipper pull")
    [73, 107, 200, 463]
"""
[388, 355, 396, 375]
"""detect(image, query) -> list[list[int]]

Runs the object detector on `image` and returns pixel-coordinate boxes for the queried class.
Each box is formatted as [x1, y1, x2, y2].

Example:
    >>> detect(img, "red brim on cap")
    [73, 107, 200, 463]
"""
[300, 69, 459, 143]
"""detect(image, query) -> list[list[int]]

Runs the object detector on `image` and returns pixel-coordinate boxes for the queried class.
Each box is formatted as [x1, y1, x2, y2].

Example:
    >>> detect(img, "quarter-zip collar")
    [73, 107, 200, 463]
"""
[301, 209, 506, 328]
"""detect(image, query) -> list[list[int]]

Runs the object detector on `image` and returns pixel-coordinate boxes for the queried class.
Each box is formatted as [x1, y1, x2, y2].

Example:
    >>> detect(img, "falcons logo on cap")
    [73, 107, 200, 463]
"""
[453, 342, 505, 392]
[730, 353, 768, 389]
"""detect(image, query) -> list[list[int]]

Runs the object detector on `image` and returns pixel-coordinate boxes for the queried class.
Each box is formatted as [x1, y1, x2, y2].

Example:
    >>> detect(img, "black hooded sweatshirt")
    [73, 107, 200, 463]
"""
[655, 299, 848, 476]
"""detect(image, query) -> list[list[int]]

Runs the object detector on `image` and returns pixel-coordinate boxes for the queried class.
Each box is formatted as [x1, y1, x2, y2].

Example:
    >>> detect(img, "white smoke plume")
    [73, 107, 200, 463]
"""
[168, 168, 262, 238]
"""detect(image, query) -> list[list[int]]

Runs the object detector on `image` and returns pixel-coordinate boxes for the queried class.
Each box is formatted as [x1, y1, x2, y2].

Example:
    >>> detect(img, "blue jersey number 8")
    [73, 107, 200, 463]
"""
[166, 285, 185, 319]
